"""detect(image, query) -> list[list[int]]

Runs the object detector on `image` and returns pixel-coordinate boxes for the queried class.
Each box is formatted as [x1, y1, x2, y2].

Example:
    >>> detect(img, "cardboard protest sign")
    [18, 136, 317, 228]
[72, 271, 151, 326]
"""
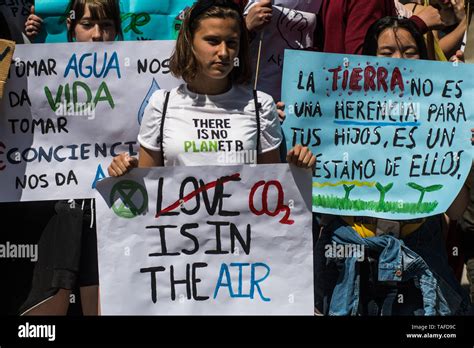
[95, 164, 314, 315]
[0, 39, 15, 100]
[34, 0, 195, 42]
[0, 0, 34, 43]
[0, 40, 180, 202]
[282, 50, 474, 219]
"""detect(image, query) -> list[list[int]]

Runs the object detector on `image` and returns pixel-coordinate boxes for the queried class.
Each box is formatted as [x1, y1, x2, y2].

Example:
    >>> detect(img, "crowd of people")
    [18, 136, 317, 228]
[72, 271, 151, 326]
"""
[1, 0, 473, 316]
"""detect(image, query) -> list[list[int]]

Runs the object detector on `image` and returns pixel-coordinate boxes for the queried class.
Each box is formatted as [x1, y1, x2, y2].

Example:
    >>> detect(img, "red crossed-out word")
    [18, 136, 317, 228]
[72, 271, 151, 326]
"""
[155, 173, 241, 218]
[249, 180, 294, 225]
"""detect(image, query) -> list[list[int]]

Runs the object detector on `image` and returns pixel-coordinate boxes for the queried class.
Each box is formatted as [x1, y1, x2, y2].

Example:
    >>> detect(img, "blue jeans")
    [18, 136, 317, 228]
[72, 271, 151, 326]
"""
[314, 215, 472, 316]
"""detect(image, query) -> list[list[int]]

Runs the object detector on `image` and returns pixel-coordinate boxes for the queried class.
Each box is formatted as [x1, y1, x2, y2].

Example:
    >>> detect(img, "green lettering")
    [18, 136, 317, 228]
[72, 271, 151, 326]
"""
[44, 85, 63, 111]
[94, 81, 115, 109]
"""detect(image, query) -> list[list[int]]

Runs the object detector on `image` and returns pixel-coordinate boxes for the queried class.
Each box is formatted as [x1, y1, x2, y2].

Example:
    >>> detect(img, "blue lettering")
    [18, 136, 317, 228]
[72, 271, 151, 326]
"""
[250, 263, 271, 302]
[64, 53, 78, 78]
[79, 53, 93, 78]
[53, 145, 65, 162]
[230, 263, 250, 298]
[213, 262, 270, 301]
[67, 144, 79, 160]
[64, 52, 121, 79]
[92, 164, 106, 189]
[104, 52, 121, 79]
[213, 263, 234, 298]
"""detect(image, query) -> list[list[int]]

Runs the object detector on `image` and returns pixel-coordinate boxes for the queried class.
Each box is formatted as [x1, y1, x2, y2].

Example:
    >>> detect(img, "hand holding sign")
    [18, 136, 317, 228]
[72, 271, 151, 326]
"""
[108, 152, 139, 177]
[286, 144, 317, 170]
[245, 0, 273, 33]
[24, 6, 43, 41]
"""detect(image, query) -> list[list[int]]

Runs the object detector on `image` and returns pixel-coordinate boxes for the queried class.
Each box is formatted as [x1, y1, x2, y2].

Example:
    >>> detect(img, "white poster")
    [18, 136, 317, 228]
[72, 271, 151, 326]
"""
[0, 40, 179, 201]
[95, 164, 314, 315]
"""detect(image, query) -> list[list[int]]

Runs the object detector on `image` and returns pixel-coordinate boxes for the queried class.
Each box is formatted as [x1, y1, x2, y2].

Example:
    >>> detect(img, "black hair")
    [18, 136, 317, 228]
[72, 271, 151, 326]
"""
[362, 16, 429, 60]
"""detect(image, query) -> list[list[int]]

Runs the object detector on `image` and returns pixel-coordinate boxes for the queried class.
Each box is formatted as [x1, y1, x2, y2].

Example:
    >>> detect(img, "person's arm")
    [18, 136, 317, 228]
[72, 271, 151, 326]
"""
[411, 5, 445, 33]
[257, 149, 281, 164]
[439, 16, 467, 58]
[138, 146, 163, 167]
[344, 0, 394, 54]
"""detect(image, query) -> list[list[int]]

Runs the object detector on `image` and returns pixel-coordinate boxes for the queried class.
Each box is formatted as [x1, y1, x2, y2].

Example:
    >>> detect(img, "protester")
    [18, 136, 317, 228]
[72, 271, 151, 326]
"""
[317, 0, 444, 54]
[403, 0, 467, 60]
[314, 16, 472, 316]
[25, 0, 122, 42]
[240, 0, 320, 103]
[19, 0, 123, 316]
[108, 0, 316, 176]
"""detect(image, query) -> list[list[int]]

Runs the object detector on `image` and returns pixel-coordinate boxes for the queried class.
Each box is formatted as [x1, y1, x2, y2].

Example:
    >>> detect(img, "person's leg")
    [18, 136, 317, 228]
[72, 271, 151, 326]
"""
[22, 289, 71, 315]
[80, 285, 99, 315]
[78, 200, 99, 316]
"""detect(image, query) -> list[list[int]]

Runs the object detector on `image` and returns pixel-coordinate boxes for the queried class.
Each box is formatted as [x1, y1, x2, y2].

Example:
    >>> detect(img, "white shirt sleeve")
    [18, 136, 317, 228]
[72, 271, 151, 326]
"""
[257, 91, 283, 154]
[137, 89, 167, 152]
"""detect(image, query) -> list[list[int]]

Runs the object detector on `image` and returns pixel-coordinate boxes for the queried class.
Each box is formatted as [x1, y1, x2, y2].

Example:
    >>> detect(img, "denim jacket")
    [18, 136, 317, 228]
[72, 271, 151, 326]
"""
[323, 217, 471, 316]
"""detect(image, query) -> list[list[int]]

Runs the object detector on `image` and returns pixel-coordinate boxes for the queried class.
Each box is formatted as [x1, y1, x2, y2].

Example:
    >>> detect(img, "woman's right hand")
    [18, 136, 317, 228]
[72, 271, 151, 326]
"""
[108, 152, 138, 177]
[25, 6, 43, 41]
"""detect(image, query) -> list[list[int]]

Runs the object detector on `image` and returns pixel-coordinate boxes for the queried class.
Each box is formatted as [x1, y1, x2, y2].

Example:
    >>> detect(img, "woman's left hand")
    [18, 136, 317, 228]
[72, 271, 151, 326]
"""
[286, 144, 316, 170]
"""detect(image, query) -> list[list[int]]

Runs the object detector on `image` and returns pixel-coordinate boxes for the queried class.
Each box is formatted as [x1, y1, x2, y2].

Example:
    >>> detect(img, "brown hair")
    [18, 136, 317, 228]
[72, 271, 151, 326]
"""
[169, 2, 251, 85]
[66, 0, 123, 42]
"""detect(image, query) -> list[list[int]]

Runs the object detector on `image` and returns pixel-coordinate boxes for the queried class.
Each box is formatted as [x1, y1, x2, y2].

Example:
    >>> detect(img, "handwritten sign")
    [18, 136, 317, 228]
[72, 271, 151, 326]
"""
[282, 50, 474, 219]
[34, 0, 195, 42]
[95, 164, 314, 315]
[0, 40, 180, 202]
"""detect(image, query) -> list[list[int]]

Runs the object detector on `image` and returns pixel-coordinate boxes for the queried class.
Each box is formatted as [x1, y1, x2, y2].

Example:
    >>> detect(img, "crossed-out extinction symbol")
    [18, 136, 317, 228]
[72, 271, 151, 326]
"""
[110, 180, 148, 218]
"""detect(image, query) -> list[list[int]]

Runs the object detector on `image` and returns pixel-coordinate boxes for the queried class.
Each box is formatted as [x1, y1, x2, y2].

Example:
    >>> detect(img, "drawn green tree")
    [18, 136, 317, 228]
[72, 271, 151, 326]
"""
[343, 184, 355, 200]
[407, 182, 443, 205]
[375, 182, 394, 206]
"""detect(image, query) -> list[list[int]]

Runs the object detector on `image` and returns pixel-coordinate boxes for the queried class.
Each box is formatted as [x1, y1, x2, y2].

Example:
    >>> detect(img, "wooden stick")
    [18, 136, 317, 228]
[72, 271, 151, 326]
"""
[253, 30, 265, 91]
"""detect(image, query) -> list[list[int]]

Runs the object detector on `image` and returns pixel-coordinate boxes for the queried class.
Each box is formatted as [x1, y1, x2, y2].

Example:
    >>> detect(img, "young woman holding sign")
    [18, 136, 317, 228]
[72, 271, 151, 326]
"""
[19, 0, 122, 316]
[108, 0, 315, 173]
[314, 17, 472, 316]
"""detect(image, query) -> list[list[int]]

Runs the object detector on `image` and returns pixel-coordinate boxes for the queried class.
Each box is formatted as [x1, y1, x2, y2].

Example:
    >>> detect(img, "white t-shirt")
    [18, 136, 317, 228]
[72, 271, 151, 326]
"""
[245, 0, 322, 101]
[138, 84, 282, 166]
